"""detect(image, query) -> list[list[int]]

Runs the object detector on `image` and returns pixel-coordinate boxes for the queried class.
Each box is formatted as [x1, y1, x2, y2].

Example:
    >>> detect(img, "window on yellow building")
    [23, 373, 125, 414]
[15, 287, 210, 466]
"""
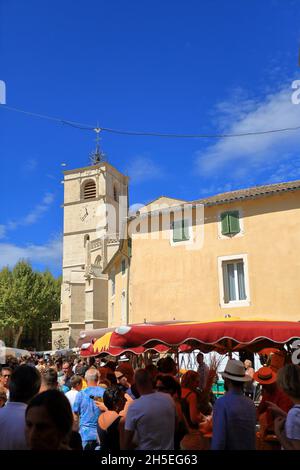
[221, 211, 240, 236]
[222, 260, 246, 303]
[111, 302, 114, 324]
[113, 185, 118, 202]
[172, 219, 190, 243]
[121, 258, 126, 275]
[121, 290, 126, 324]
[111, 271, 115, 297]
[128, 238, 132, 258]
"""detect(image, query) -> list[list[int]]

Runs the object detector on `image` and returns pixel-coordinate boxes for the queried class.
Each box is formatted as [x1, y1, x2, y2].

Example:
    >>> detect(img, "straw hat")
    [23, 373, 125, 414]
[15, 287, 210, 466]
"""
[253, 366, 277, 385]
[221, 359, 252, 382]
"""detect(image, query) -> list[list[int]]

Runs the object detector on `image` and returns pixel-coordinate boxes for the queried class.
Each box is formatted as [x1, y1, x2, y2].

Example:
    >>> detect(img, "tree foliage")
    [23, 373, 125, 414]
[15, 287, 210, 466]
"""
[0, 260, 61, 349]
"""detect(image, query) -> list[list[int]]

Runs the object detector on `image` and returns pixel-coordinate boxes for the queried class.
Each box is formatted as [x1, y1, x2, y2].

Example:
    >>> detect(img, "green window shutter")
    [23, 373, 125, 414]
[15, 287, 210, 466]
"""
[128, 238, 132, 258]
[221, 213, 230, 235]
[228, 211, 240, 234]
[173, 220, 183, 242]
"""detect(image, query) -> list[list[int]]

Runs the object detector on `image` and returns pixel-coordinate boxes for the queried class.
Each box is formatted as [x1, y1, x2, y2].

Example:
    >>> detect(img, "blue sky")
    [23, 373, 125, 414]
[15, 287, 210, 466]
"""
[1, 0, 300, 276]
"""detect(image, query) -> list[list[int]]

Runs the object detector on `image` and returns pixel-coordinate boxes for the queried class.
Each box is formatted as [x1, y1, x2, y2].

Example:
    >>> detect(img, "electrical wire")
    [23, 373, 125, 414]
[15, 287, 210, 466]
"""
[101, 125, 300, 138]
[2, 104, 300, 139]
[2, 105, 95, 130]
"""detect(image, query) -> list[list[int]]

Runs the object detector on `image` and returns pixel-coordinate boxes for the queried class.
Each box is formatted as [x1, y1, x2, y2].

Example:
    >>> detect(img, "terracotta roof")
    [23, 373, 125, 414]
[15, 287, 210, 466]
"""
[193, 180, 300, 206]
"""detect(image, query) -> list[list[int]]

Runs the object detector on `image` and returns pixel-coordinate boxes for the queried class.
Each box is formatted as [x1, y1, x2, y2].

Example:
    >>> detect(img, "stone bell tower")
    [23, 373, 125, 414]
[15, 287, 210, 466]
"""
[51, 144, 129, 349]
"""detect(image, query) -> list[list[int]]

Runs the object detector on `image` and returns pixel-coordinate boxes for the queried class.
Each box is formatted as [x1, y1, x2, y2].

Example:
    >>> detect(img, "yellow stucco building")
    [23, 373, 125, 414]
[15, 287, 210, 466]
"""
[104, 180, 300, 327]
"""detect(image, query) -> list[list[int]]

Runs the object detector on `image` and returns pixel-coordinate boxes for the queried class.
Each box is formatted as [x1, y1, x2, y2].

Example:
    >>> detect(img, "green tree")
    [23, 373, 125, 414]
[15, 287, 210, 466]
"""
[0, 261, 61, 349]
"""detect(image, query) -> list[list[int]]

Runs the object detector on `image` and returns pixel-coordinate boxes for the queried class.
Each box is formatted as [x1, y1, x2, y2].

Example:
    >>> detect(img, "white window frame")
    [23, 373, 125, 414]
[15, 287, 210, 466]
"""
[111, 270, 116, 298]
[111, 302, 114, 325]
[217, 208, 244, 240]
[121, 290, 127, 325]
[170, 217, 193, 247]
[218, 254, 250, 308]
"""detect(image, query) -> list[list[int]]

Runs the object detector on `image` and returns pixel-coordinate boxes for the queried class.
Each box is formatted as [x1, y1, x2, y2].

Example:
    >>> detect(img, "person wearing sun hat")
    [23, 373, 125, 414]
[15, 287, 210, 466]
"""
[255, 366, 293, 437]
[211, 359, 257, 450]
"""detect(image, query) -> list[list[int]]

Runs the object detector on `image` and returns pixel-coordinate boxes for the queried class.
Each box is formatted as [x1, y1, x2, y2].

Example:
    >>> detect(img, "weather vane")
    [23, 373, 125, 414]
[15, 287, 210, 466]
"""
[89, 125, 106, 165]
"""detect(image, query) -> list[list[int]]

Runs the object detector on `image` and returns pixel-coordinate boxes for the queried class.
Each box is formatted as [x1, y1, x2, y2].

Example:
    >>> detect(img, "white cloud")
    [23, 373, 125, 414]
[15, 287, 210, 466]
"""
[197, 183, 234, 197]
[196, 84, 300, 182]
[23, 193, 54, 225]
[3, 192, 55, 234]
[129, 203, 145, 215]
[0, 237, 62, 269]
[126, 156, 163, 183]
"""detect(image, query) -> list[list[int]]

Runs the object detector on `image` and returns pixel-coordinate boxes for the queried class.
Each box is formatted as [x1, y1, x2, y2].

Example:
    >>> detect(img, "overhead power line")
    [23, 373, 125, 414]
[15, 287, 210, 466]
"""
[100, 125, 300, 138]
[2, 104, 300, 139]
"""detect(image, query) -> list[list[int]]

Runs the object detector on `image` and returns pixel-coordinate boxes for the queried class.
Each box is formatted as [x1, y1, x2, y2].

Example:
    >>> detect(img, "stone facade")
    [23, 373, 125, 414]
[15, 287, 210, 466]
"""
[51, 162, 128, 348]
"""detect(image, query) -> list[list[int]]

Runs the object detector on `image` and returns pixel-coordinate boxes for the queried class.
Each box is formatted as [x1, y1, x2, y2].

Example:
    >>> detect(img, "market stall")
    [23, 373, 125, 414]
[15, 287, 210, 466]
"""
[78, 319, 300, 357]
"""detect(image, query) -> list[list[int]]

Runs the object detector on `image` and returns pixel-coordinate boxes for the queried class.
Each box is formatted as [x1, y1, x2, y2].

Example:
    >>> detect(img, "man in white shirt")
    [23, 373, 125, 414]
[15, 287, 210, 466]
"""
[123, 369, 176, 450]
[0, 365, 41, 450]
[66, 375, 83, 408]
[196, 353, 209, 392]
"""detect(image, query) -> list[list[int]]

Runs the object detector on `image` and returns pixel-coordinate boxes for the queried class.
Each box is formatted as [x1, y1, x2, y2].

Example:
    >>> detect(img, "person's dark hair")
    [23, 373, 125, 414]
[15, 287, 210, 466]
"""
[1, 366, 12, 374]
[9, 365, 41, 403]
[89, 357, 96, 367]
[181, 370, 199, 390]
[106, 373, 117, 386]
[116, 363, 134, 383]
[55, 359, 63, 370]
[277, 364, 300, 399]
[155, 374, 181, 398]
[145, 364, 158, 383]
[145, 364, 158, 374]
[105, 361, 117, 372]
[75, 365, 87, 378]
[130, 383, 140, 399]
[70, 375, 82, 389]
[103, 386, 126, 411]
[42, 368, 58, 389]
[157, 356, 177, 374]
[26, 389, 73, 439]
[134, 369, 152, 389]
[156, 358, 164, 371]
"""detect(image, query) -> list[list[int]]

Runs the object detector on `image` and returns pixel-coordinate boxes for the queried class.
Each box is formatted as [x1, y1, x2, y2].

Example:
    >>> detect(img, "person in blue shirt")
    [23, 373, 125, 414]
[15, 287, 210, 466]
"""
[73, 368, 105, 450]
[211, 359, 256, 450]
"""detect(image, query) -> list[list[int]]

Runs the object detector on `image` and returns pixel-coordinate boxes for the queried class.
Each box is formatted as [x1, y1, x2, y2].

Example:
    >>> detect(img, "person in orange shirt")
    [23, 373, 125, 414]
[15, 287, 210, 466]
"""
[255, 366, 293, 436]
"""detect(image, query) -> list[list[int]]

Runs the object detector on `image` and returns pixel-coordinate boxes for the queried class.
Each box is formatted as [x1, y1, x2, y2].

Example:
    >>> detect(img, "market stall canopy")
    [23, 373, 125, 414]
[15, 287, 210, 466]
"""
[78, 321, 197, 357]
[107, 320, 300, 354]
[78, 319, 300, 357]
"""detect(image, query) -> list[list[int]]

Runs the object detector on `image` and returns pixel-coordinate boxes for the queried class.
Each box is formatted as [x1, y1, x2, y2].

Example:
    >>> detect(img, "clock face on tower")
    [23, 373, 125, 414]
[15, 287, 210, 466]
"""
[79, 205, 98, 224]
[79, 206, 91, 222]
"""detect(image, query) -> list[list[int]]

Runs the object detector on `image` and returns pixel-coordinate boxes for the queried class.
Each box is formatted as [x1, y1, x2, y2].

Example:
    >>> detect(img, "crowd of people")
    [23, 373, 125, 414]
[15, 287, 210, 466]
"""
[0, 351, 300, 451]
